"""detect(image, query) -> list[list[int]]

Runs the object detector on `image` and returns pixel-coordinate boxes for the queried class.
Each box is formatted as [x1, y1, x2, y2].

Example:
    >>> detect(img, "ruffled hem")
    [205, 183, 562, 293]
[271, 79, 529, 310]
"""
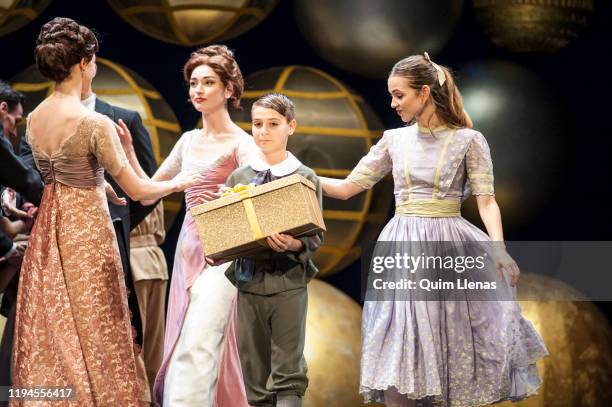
[360, 360, 545, 407]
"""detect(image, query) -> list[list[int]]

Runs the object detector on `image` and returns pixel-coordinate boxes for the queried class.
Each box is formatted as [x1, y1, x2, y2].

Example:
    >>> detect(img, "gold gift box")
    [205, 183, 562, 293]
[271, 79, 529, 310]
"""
[190, 174, 326, 261]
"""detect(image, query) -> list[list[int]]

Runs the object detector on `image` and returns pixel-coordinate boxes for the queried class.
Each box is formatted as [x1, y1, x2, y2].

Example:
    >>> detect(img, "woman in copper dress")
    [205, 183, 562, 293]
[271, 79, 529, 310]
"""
[11, 18, 202, 406]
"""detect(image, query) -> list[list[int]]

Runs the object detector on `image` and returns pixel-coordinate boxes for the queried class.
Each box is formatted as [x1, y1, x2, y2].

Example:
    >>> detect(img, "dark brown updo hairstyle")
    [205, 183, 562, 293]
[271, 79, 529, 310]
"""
[252, 93, 295, 122]
[390, 54, 472, 129]
[35, 17, 99, 83]
[183, 45, 244, 110]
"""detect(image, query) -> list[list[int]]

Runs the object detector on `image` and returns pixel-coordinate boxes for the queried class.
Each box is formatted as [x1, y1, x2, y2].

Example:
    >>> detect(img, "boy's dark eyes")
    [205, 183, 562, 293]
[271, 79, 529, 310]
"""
[252, 122, 279, 126]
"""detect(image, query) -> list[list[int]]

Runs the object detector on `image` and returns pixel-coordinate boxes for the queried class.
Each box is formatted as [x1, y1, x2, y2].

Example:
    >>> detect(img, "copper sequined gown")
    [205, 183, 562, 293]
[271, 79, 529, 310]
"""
[11, 113, 144, 406]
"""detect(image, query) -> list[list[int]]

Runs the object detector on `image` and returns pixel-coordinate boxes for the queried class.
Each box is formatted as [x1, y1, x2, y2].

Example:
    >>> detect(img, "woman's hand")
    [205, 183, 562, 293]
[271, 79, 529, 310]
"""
[267, 233, 303, 253]
[21, 202, 38, 231]
[492, 247, 520, 287]
[1, 188, 30, 220]
[114, 119, 134, 154]
[191, 192, 220, 205]
[191, 185, 226, 205]
[104, 181, 127, 206]
[171, 171, 206, 193]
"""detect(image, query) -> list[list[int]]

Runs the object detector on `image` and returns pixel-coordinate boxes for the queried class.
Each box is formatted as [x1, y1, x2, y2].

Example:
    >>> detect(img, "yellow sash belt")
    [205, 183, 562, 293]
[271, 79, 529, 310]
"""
[395, 199, 461, 217]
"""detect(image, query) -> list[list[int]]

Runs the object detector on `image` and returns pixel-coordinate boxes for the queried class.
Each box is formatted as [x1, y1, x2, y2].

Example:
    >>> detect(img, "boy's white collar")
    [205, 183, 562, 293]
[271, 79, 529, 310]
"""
[250, 151, 302, 176]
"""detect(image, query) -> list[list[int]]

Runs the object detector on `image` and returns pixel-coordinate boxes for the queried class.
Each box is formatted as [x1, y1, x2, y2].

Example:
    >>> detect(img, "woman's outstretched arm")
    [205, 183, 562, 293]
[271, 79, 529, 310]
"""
[319, 176, 365, 200]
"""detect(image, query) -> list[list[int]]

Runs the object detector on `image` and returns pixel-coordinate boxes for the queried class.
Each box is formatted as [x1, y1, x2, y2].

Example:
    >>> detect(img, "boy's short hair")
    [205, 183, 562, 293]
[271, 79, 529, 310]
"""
[252, 93, 295, 122]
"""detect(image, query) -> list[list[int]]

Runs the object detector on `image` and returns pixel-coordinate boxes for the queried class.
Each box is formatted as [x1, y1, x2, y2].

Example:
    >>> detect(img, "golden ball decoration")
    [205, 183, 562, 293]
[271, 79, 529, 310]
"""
[295, 0, 463, 78]
[473, 0, 594, 53]
[11, 58, 183, 230]
[459, 60, 563, 227]
[0, 0, 51, 37]
[496, 273, 612, 406]
[106, 0, 278, 46]
[230, 66, 394, 277]
[303, 279, 362, 406]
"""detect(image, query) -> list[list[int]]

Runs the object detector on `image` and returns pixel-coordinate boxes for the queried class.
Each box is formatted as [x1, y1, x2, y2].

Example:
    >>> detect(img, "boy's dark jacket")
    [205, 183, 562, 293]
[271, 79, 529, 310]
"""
[224, 163, 324, 295]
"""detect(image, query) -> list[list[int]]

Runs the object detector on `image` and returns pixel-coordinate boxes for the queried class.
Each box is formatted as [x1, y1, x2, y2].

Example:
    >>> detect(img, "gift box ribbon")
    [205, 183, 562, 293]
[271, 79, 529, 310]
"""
[237, 189, 265, 242]
[222, 184, 267, 245]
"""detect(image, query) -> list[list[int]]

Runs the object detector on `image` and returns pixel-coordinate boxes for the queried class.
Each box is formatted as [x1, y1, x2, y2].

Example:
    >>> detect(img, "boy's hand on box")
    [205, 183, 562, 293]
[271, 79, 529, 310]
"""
[267, 233, 303, 253]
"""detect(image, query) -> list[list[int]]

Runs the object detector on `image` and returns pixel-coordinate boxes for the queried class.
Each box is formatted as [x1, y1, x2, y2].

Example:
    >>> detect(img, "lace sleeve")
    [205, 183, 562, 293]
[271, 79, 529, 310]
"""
[90, 116, 128, 177]
[466, 131, 494, 195]
[236, 133, 256, 167]
[156, 131, 189, 179]
[347, 130, 392, 189]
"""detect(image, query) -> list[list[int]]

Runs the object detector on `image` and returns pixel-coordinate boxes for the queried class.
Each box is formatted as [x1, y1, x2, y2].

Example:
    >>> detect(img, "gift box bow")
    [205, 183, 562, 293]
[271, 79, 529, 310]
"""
[219, 182, 265, 242]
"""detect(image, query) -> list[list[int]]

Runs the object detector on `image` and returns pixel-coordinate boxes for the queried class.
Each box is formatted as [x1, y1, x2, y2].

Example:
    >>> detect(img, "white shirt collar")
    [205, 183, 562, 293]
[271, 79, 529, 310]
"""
[82, 93, 96, 111]
[249, 151, 302, 177]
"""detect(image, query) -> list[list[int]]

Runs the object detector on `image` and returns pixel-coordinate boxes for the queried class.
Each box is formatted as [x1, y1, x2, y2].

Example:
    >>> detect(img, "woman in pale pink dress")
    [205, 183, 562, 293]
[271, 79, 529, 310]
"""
[119, 45, 255, 407]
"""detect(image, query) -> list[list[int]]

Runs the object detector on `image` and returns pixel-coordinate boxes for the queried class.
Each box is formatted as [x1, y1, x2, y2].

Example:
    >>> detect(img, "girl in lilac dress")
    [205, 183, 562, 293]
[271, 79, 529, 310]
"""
[119, 45, 255, 406]
[319, 54, 548, 406]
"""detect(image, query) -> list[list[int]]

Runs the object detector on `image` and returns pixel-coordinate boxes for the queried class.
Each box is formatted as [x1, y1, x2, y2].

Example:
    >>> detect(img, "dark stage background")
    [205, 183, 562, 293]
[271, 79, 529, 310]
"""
[1, 0, 610, 321]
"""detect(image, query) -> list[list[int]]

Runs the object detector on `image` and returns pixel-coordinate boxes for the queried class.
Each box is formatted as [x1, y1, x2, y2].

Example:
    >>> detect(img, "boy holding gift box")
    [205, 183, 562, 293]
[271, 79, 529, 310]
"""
[223, 93, 323, 407]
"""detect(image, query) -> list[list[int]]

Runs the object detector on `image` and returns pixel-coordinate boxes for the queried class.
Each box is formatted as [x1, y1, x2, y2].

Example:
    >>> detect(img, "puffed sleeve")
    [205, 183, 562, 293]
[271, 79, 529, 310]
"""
[156, 131, 189, 179]
[466, 131, 495, 195]
[236, 133, 257, 167]
[89, 115, 128, 177]
[347, 130, 392, 189]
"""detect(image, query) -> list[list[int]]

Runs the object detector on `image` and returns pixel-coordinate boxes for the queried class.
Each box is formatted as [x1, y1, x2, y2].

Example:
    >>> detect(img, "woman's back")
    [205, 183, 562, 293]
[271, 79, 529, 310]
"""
[27, 96, 89, 156]
[13, 95, 146, 405]
[27, 99, 128, 191]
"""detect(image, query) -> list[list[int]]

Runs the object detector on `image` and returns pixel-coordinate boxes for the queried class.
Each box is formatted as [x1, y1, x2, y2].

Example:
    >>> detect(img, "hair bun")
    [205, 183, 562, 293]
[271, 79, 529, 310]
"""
[34, 17, 98, 83]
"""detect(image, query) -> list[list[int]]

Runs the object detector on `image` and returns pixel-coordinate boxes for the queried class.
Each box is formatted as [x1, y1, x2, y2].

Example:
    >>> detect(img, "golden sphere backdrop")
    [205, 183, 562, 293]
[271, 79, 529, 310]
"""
[294, 0, 463, 78]
[473, 0, 594, 53]
[458, 60, 563, 226]
[303, 278, 362, 406]
[499, 273, 612, 406]
[0, 0, 51, 37]
[11, 58, 183, 230]
[106, 0, 278, 46]
[229, 66, 394, 277]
